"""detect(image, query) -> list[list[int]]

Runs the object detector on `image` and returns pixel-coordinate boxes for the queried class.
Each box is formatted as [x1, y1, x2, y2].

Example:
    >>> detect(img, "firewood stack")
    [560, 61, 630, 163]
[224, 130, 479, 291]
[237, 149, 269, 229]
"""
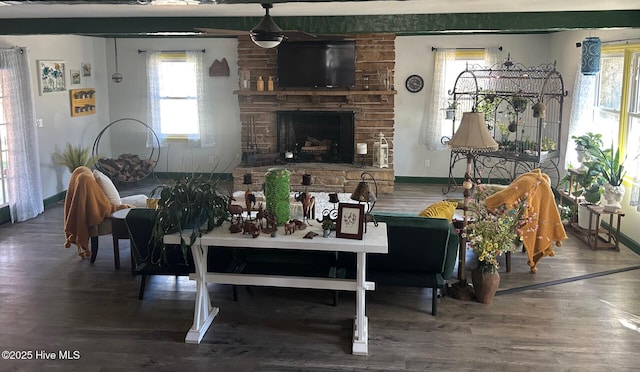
[96, 153, 156, 182]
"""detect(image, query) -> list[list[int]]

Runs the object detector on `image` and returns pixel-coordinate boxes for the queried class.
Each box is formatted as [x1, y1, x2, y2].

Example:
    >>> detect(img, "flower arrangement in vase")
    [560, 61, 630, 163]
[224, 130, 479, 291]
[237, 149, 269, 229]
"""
[462, 186, 536, 303]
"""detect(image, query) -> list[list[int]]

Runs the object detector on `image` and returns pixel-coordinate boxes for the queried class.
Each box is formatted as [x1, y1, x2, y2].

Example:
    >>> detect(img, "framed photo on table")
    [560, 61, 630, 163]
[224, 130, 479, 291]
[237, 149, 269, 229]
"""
[336, 203, 365, 240]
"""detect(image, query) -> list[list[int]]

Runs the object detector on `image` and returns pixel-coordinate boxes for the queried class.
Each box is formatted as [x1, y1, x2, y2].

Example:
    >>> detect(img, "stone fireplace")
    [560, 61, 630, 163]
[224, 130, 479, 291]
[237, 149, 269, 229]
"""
[277, 111, 355, 164]
[232, 34, 397, 193]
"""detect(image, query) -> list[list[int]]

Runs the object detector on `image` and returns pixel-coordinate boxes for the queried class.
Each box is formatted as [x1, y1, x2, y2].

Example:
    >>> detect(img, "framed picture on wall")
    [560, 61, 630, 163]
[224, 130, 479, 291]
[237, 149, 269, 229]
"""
[37, 60, 66, 95]
[81, 62, 92, 77]
[70, 70, 81, 85]
[336, 203, 365, 240]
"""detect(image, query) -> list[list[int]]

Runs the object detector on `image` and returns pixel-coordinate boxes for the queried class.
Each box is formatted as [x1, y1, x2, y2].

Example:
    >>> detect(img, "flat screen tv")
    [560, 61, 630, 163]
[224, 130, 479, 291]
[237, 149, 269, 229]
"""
[277, 40, 356, 88]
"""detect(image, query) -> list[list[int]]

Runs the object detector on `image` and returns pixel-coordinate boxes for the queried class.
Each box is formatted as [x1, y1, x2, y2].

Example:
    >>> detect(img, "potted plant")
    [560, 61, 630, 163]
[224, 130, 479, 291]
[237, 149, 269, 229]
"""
[571, 166, 604, 229]
[321, 219, 335, 237]
[585, 143, 626, 211]
[571, 132, 603, 170]
[443, 100, 458, 120]
[52, 143, 97, 173]
[511, 95, 528, 113]
[532, 101, 547, 118]
[147, 174, 230, 265]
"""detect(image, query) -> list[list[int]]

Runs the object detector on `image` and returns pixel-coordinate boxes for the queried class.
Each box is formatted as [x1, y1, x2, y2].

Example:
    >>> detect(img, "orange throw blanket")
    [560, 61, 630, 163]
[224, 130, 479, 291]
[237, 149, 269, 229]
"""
[63, 166, 128, 259]
[485, 169, 567, 273]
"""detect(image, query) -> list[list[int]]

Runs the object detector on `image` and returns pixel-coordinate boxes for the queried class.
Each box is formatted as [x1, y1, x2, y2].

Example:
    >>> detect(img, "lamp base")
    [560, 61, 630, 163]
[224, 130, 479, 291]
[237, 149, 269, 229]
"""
[448, 280, 475, 301]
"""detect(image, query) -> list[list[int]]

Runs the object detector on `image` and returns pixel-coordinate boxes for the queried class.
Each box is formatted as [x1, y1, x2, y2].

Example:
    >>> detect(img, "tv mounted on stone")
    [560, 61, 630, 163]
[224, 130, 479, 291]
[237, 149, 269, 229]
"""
[277, 40, 356, 88]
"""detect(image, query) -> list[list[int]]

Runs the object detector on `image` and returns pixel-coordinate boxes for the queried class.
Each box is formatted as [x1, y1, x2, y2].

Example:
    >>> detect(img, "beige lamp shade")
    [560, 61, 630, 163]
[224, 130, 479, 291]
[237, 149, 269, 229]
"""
[448, 112, 499, 151]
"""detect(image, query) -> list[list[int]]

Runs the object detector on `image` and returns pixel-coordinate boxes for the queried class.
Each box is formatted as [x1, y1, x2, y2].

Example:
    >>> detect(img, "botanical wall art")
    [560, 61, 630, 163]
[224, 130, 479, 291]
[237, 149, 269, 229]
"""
[81, 62, 91, 77]
[38, 60, 66, 95]
[336, 203, 364, 240]
[70, 70, 81, 85]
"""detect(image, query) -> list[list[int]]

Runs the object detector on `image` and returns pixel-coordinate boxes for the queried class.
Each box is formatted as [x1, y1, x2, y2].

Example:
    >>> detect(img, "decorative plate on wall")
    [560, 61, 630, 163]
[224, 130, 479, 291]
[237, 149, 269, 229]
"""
[405, 74, 424, 93]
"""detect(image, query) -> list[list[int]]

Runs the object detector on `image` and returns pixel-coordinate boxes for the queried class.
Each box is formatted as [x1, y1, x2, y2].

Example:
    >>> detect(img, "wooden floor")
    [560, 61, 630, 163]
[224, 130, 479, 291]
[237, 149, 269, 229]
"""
[1, 180, 640, 371]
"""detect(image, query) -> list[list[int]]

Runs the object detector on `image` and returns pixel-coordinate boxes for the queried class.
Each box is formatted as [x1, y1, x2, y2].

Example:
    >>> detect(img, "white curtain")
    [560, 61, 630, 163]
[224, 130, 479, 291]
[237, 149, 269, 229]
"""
[146, 50, 214, 148]
[423, 48, 455, 150]
[565, 67, 596, 169]
[630, 177, 640, 212]
[484, 47, 501, 67]
[0, 47, 44, 222]
[146, 51, 166, 147]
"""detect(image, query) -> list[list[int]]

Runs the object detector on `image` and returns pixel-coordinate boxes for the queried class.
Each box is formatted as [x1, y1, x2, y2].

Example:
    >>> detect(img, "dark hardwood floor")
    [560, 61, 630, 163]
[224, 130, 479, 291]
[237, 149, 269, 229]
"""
[1, 180, 639, 371]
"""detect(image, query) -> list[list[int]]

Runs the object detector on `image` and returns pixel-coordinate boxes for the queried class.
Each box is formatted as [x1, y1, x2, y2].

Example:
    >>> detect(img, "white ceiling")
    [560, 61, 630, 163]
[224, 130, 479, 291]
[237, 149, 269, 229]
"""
[0, 0, 639, 19]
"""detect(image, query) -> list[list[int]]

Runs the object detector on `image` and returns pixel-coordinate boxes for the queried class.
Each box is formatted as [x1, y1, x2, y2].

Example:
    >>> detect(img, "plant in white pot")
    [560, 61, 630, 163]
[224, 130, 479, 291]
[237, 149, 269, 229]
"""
[585, 143, 626, 212]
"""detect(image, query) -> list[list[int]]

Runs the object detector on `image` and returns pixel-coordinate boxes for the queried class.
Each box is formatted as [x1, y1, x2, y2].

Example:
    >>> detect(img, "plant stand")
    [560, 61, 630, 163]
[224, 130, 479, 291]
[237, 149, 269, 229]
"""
[586, 205, 625, 251]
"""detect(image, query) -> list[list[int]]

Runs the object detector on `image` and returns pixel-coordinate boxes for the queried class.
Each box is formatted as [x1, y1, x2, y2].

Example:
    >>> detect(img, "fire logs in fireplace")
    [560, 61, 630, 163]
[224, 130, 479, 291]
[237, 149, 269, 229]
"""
[277, 110, 354, 163]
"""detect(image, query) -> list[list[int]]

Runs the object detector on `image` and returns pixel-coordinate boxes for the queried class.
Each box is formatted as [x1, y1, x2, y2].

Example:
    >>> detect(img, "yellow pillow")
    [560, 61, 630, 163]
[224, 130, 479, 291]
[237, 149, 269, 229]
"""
[418, 200, 458, 220]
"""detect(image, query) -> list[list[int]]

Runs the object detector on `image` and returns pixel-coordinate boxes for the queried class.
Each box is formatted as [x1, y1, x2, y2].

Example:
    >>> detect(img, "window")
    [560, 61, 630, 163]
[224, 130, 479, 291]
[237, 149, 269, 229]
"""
[596, 44, 640, 178]
[0, 77, 8, 206]
[155, 54, 198, 137]
[442, 51, 485, 139]
[146, 50, 214, 146]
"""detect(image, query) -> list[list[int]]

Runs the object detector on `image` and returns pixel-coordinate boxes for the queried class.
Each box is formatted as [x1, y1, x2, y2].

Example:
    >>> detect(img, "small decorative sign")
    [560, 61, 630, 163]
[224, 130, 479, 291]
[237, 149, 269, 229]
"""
[70, 70, 81, 85]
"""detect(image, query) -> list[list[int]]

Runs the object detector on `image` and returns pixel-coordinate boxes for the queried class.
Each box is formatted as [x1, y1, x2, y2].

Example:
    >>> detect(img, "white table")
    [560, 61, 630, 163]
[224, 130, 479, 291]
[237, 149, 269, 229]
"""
[164, 222, 388, 355]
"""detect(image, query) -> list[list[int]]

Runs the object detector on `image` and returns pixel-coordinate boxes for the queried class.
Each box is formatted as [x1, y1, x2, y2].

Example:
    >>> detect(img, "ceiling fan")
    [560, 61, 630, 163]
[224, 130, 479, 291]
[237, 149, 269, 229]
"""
[196, 3, 338, 48]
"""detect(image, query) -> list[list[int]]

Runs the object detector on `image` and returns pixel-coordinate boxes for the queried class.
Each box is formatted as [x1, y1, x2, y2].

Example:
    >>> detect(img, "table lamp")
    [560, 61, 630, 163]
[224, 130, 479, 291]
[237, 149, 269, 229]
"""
[447, 111, 498, 300]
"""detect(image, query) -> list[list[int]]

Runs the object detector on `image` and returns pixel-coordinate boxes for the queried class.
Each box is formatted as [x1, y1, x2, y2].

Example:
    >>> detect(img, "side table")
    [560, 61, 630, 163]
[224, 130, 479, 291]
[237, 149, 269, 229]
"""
[111, 208, 134, 272]
[586, 205, 625, 251]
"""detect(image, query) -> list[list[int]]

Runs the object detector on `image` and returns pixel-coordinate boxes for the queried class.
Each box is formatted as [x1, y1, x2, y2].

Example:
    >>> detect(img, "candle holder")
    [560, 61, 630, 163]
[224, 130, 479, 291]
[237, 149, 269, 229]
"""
[355, 143, 367, 168]
[316, 192, 340, 224]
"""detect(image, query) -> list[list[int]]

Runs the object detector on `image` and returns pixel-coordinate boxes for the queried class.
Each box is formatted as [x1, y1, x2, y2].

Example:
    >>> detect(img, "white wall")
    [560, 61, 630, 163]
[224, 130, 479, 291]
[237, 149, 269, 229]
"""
[104, 38, 241, 175]
[0, 35, 110, 199]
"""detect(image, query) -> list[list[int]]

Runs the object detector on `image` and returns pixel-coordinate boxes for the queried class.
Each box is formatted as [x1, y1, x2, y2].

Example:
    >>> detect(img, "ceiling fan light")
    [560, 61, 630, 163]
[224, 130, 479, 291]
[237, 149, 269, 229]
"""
[250, 31, 284, 48]
[250, 3, 284, 48]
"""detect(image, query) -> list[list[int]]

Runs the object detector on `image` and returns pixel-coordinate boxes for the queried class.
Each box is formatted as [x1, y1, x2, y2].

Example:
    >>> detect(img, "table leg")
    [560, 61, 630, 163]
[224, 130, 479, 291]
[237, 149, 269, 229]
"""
[352, 251, 368, 356]
[615, 214, 622, 252]
[185, 244, 219, 344]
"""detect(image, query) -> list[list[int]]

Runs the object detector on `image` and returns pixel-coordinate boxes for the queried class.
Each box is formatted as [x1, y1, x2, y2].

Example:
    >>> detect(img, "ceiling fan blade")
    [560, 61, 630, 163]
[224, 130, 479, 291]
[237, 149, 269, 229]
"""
[282, 31, 347, 42]
[195, 28, 246, 36]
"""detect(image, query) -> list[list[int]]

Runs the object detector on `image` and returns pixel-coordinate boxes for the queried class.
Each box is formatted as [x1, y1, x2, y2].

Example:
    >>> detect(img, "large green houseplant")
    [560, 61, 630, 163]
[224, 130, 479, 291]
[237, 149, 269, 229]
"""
[148, 174, 230, 265]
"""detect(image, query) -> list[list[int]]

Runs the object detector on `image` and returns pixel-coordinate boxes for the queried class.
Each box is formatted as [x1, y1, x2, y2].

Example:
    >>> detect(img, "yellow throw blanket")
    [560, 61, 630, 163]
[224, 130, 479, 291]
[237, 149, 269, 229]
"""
[63, 166, 128, 259]
[485, 169, 567, 273]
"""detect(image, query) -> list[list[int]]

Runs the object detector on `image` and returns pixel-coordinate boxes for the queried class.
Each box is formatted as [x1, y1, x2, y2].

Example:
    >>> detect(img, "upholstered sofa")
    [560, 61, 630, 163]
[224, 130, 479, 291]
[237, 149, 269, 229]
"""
[338, 211, 459, 315]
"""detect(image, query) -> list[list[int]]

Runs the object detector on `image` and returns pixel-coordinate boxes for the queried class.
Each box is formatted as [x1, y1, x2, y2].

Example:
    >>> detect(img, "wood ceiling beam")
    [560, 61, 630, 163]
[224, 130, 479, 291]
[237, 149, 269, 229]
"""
[0, 10, 639, 37]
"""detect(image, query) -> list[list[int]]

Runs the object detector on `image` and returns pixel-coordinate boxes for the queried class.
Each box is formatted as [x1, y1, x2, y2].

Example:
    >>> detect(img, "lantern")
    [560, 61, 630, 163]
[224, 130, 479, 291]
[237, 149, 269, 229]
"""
[581, 37, 602, 76]
[372, 132, 389, 168]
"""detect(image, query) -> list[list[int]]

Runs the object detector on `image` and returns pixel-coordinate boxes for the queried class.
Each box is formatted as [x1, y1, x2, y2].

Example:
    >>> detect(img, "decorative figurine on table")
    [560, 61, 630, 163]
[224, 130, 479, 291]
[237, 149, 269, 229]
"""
[243, 172, 257, 215]
[294, 173, 315, 225]
[227, 195, 244, 233]
[242, 220, 261, 238]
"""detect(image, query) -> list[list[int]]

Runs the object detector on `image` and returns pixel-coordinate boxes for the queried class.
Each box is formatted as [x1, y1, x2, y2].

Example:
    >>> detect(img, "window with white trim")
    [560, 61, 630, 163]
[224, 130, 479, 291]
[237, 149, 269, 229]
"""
[155, 54, 199, 137]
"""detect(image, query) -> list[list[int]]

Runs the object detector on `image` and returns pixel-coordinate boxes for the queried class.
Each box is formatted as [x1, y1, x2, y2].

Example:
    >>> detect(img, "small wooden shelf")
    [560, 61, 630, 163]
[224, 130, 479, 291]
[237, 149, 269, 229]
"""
[70, 88, 96, 117]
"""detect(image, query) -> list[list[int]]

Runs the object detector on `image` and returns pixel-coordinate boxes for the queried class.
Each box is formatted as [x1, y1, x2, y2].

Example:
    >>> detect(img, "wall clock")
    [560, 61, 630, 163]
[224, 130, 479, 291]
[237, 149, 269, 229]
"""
[405, 74, 424, 93]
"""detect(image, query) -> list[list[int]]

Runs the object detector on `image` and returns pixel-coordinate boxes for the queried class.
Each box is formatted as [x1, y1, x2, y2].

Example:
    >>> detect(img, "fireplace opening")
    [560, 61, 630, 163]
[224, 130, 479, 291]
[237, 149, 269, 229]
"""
[277, 111, 355, 163]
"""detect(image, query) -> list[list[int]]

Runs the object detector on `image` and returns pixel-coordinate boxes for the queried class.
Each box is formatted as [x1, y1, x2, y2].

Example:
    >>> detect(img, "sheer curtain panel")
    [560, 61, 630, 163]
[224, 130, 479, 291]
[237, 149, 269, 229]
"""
[423, 48, 455, 150]
[0, 47, 44, 222]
